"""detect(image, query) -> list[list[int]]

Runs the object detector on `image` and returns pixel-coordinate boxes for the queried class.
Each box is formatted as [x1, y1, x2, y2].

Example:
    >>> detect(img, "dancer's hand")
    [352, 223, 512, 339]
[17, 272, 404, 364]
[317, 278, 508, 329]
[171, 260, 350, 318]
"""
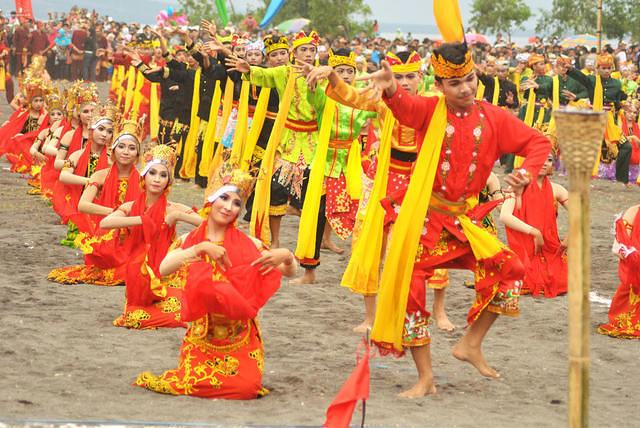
[504, 171, 530, 196]
[196, 242, 231, 271]
[356, 60, 395, 98]
[305, 65, 333, 90]
[530, 227, 544, 254]
[226, 55, 250, 74]
[251, 248, 294, 274]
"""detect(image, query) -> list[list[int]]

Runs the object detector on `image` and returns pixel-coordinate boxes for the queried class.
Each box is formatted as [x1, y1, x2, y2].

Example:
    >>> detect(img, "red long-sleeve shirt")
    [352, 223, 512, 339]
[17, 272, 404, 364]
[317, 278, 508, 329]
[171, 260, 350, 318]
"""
[382, 85, 551, 247]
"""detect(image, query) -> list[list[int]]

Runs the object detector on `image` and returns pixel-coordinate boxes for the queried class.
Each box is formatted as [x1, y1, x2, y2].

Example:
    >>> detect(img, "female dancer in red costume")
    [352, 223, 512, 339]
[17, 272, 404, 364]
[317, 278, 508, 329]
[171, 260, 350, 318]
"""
[598, 202, 640, 338]
[27, 92, 65, 193]
[0, 77, 48, 170]
[500, 152, 569, 297]
[48, 116, 145, 285]
[135, 163, 296, 399]
[51, 83, 100, 246]
[100, 145, 203, 329]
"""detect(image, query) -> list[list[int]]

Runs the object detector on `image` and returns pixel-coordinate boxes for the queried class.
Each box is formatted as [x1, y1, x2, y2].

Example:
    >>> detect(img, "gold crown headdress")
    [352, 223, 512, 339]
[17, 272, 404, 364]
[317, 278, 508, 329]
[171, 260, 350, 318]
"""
[328, 49, 356, 68]
[112, 113, 145, 151]
[386, 51, 422, 73]
[205, 161, 256, 204]
[69, 81, 99, 111]
[431, 48, 474, 79]
[90, 101, 121, 130]
[46, 88, 63, 112]
[22, 77, 47, 101]
[292, 31, 319, 50]
[264, 35, 289, 55]
[141, 144, 176, 181]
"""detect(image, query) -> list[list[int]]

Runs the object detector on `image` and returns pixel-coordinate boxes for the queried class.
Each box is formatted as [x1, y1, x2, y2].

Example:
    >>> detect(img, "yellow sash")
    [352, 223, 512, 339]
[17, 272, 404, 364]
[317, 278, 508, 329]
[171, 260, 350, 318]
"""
[123, 65, 136, 115]
[199, 80, 222, 177]
[345, 139, 363, 199]
[476, 81, 485, 100]
[250, 68, 296, 244]
[229, 80, 251, 164]
[295, 98, 337, 260]
[179, 68, 201, 178]
[241, 87, 271, 171]
[340, 112, 395, 295]
[149, 82, 160, 140]
[492, 76, 500, 105]
[371, 97, 447, 353]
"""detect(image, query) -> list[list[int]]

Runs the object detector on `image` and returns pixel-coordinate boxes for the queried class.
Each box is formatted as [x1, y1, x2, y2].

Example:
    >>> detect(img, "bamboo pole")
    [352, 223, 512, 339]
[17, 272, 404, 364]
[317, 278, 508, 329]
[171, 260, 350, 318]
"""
[597, 0, 603, 53]
[553, 109, 607, 428]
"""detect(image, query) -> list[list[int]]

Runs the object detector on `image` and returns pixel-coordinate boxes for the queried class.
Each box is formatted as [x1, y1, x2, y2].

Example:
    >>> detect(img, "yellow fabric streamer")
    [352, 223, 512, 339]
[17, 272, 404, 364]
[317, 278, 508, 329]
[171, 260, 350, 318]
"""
[476, 81, 485, 101]
[241, 87, 271, 171]
[371, 97, 447, 353]
[552, 75, 560, 111]
[340, 112, 395, 295]
[149, 82, 160, 140]
[492, 76, 500, 105]
[109, 65, 118, 95]
[180, 68, 201, 179]
[433, 0, 464, 42]
[116, 65, 126, 108]
[229, 80, 251, 164]
[218, 77, 235, 141]
[250, 68, 296, 244]
[523, 87, 536, 127]
[345, 139, 363, 199]
[199, 80, 223, 177]
[295, 98, 337, 260]
[591, 75, 604, 176]
[124, 66, 136, 115]
[130, 71, 145, 115]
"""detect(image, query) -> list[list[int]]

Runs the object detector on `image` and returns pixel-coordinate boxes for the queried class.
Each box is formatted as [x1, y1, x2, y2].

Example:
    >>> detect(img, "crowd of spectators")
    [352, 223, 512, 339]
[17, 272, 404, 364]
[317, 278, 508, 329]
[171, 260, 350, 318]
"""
[0, 5, 639, 94]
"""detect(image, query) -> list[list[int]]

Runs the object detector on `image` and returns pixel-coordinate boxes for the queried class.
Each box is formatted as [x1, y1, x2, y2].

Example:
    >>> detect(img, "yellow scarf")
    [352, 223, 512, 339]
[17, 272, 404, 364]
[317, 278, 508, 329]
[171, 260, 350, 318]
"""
[229, 80, 251, 163]
[371, 97, 447, 352]
[341, 112, 395, 295]
[179, 68, 201, 178]
[219, 77, 235, 141]
[492, 76, 500, 105]
[149, 82, 160, 140]
[199, 80, 222, 177]
[476, 81, 485, 100]
[295, 98, 337, 260]
[345, 139, 363, 199]
[250, 68, 296, 244]
[123, 65, 136, 115]
[241, 87, 271, 171]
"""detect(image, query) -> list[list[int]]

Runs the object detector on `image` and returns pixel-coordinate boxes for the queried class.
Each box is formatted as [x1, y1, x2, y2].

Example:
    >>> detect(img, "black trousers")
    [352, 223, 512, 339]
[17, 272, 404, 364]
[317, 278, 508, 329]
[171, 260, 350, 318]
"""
[616, 140, 633, 184]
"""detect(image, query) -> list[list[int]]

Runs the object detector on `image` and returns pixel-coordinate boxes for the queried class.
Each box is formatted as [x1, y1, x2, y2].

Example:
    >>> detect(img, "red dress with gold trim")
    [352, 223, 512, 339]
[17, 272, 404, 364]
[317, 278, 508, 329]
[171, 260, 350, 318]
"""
[5, 112, 50, 174]
[47, 164, 142, 286]
[112, 191, 185, 329]
[598, 210, 640, 339]
[505, 177, 568, 297]
[135, 223, 282, 399]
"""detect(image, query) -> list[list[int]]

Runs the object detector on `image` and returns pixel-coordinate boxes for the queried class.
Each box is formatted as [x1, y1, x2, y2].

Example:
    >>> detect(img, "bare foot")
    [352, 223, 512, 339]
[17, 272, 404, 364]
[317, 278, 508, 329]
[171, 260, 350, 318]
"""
[398, 380, 437, 398]
[434, 314, 455, 332]
[352, 321, 372, 333]
[321, 239, 345, 254]
[290, 272, 316, 284]
[625, 182, 633, 188]
[452, 343, 500, 378]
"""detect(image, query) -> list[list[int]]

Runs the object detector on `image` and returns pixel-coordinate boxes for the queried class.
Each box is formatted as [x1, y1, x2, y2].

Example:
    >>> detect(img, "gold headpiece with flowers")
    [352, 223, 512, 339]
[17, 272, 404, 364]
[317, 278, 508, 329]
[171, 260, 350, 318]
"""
[69, 81, 99, 111]
[22, 77, 47, 102]
[90, 101, 121, 130]
[205, 161, 256, 204]
[292, 31, 319, 50]
[141, 144, 176, 181]
[264, 35, 289, 55]
[386, 51, 422, 73]
[328, 49, 356, 68]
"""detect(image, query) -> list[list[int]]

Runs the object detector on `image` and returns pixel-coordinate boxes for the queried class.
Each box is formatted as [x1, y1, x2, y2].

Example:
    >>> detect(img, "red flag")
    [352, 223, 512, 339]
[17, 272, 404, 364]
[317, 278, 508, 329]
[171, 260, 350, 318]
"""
[324, 340, 373, 428]
[15, 0, 34, 21]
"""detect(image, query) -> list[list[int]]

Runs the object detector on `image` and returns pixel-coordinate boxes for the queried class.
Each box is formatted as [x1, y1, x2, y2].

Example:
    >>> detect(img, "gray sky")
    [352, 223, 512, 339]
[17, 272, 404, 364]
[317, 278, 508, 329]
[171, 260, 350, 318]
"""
[26, 0, 553, 30]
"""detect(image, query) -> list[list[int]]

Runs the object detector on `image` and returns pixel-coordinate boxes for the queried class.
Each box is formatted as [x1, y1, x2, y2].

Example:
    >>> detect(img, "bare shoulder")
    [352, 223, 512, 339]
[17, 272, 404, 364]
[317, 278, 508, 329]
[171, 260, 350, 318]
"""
[89, 168, 108, 185]
[623, 205, 640, 225]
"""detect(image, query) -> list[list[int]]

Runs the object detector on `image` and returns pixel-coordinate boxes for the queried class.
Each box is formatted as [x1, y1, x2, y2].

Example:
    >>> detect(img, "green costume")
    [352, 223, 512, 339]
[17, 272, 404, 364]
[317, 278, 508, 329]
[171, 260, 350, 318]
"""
[244, 64, 318, 165]
[557, 74, 589, 105]
[518, 74, 553, 123]
[567, 68, 627, 111]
